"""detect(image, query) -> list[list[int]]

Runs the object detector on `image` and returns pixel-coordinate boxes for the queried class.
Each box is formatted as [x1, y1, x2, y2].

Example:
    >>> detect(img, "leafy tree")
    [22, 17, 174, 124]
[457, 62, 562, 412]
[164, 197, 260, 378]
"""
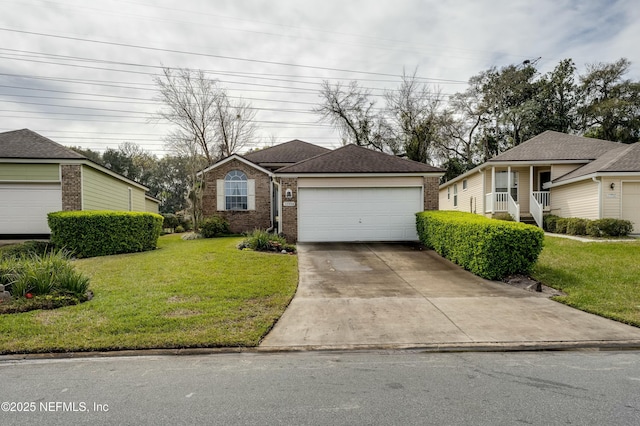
[69, 146, 104, 165]
[579, 58, 640, 143]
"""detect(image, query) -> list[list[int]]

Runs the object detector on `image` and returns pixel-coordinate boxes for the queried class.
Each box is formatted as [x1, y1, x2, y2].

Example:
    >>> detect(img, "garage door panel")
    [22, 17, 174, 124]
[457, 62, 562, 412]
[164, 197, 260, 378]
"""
[0, 184, 62, 234]
[298, 187, 422, 242]
[622, 182, 640, 233]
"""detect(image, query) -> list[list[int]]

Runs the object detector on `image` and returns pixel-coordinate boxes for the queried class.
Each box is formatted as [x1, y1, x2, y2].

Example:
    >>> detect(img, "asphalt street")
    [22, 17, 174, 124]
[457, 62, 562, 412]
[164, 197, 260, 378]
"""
[1, 350, 639, 425]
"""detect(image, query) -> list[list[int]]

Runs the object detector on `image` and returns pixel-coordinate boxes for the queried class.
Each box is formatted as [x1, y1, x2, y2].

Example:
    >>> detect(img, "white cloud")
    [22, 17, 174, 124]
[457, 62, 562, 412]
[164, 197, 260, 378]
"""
[0, 0, 638, 154]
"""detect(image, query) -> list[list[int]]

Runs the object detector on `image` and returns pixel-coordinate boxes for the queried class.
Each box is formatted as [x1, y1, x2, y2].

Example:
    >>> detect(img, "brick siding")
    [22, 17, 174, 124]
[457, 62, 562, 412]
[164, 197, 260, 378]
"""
[61, 164, 82, 211]
[201, 159, 272, 233]
[279, 177, 298, 242]
[424, 176, 439, 211]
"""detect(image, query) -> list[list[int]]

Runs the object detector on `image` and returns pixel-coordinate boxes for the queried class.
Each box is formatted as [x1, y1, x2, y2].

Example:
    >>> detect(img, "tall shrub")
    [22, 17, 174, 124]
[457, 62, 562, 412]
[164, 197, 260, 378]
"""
[48, 211, 163, 258]
[416, 211, 544, 280]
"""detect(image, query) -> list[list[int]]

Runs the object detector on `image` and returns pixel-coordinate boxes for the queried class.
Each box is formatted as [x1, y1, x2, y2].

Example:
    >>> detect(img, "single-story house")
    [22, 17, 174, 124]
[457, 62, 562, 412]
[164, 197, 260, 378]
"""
[0, 129, 160, 238]
[200, 140, 444, 242]
[439, 130, 640, 232]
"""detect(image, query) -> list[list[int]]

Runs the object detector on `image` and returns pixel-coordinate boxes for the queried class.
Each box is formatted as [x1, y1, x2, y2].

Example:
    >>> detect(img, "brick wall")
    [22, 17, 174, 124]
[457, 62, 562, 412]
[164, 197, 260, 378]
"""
[61, 164, 82, 211]
[201, 159, 272, 233]
[424, 176, 439, 211]
[279, 177, 298, 242]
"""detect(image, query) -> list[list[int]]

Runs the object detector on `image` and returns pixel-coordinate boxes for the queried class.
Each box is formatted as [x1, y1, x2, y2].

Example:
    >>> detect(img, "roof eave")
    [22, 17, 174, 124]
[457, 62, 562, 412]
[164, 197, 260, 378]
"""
[275, 172, 444, 178]
[198, 154, 274, 177]
[550, 171, 640, 187]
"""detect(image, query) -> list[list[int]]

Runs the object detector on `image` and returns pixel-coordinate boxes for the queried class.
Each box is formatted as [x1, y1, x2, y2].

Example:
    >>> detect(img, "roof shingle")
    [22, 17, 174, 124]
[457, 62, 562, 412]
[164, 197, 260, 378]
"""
[243, 140, 330, 165]
[555, 142, 640, 182]
[0, 129, 86, 160]
[276, 144, 443, 174]
[490, 130, 623, 162]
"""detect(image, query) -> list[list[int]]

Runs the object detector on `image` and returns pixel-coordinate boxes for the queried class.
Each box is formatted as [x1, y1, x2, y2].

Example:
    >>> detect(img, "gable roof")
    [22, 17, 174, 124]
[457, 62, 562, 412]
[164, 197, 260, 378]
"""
[243, 140, 330, 165]
[0, 129, 87, 160]
[490, 130, 623, 162]
[555, 142, 640, 183]
[276, 144, 444, 174]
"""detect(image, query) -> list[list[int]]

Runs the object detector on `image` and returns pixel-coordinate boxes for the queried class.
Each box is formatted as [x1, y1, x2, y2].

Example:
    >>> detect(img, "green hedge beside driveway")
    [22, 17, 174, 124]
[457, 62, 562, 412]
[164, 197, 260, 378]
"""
[416, 211, 544, 280]
[48, 211, 163, 258]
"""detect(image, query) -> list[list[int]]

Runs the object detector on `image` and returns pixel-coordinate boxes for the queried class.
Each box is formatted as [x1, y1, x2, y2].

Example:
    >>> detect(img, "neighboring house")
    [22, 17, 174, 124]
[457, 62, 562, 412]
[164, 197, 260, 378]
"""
[200, 140, 444, 242]
[439, 131, 640, 232]
[0, 129, 160, 238]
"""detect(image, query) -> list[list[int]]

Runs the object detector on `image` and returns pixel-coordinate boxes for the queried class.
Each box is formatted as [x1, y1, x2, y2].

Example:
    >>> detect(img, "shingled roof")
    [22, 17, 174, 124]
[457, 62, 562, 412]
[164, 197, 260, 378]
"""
[276, 144, 443, 174]
[243, 140, 330, 165]
[490, 130, 622, 162]
[555, 142, 640, 182]
[0, 129, 86, 160]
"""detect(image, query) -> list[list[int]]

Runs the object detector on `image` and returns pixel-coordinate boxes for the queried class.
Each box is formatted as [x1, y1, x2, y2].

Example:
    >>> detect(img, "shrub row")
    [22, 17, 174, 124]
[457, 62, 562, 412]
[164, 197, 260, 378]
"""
[543, 215, 633, 237]
[416, 211, 544, 280]
[238, 229, 296, 253]
[48, 211, 163, 258]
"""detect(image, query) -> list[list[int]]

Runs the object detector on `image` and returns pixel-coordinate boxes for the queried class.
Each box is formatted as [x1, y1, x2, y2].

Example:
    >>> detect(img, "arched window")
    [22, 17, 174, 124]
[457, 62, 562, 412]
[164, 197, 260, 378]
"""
[225, 170, 248, 210]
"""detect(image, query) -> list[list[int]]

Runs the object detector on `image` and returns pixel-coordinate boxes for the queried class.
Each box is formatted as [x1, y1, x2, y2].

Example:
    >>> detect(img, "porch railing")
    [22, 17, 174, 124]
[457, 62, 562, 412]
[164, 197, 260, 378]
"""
[485, 192, 510, 213]
[507, 193, 520, 223]
[530, 193, 543, 228]
[532, 191, 550, 209]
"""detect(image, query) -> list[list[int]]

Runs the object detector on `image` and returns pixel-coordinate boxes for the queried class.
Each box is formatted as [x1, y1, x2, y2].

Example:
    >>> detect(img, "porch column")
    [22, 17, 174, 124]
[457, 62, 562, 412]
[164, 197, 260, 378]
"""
[491, 166, 496, 214]
[529, 165, 534, 204]
[507, 166, 512, 198]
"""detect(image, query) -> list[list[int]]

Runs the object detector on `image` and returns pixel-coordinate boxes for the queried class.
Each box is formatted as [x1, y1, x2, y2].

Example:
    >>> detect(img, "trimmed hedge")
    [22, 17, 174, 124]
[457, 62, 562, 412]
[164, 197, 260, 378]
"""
[48, 211, 163, 258]
[543, 214, 633, 237]
[416, 211, 544, 280]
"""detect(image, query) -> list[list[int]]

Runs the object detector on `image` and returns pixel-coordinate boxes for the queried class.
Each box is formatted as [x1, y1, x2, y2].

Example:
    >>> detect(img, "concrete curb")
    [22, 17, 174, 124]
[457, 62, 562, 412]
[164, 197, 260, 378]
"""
[3, 340, 640, 362]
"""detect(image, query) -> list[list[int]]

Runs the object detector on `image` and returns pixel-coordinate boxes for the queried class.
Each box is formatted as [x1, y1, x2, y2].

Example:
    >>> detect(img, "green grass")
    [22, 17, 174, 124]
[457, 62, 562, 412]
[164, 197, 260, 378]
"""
[532, 236, 640, 327]
[0, 235, 298, 354]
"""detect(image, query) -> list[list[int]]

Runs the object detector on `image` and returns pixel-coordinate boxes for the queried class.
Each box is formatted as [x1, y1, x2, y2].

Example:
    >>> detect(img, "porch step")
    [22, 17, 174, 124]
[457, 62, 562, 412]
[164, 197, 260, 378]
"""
[519, 214, 538, 226]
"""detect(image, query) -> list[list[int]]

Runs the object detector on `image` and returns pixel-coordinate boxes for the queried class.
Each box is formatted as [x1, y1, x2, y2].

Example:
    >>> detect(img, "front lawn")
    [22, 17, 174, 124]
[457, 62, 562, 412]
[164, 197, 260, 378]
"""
[533, 236, 640, 327]
[0, 235, 298, 354]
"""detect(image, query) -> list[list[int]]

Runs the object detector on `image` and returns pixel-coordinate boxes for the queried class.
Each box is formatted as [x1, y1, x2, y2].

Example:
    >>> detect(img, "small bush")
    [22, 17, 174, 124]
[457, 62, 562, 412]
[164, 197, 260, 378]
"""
[239, 230, 295, 253]
[586, 218, 633, 237]
[416, 211, 544, 280]
[565, 218, 589, 236]
[554, 218, 569, 234]
[543, 214, 560, 233]
[162, 213, 180, 230]
[200, 216, 230, 238]
[48, 211, 163, 258]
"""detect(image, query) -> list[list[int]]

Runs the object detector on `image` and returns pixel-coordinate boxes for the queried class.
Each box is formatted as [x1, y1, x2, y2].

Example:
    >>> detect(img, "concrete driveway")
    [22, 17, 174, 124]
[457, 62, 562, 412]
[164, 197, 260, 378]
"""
[260, 243, 640, 350]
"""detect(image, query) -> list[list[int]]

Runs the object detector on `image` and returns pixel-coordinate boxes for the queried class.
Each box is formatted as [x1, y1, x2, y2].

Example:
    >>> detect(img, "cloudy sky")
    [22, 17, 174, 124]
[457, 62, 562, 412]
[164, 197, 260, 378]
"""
[1, 0, 639, 156]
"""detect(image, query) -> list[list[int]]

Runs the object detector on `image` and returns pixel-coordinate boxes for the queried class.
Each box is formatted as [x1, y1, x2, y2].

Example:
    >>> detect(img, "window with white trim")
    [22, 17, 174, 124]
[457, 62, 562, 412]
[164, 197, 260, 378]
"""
[453, 184, 458, 207]
[225, 170, 248, 210]
[462, 179, 468, 190]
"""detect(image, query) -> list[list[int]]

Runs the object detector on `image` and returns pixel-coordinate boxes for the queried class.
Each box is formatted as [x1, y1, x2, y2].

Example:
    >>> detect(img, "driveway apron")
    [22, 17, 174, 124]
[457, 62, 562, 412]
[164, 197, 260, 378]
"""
[260, 243, 640, 350]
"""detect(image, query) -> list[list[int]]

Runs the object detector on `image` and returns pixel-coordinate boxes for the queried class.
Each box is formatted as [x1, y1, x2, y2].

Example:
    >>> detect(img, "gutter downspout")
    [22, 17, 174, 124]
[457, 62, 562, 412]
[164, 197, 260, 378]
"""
[592, 176, 602, 219]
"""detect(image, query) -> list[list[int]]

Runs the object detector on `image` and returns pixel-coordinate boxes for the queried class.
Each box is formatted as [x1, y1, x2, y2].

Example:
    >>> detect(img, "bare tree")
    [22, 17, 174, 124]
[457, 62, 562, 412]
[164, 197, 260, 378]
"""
[385, 70, 444, 163]
[213, 91, 256, 157]
[155, 68, 218, 164]
[155, 67, 257, 163]
[315, 80, 390, 151]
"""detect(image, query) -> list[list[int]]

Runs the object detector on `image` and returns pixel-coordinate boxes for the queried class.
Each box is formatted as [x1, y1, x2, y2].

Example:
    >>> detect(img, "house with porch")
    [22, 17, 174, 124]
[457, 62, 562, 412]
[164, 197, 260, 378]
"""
[439, 131, 640, 232]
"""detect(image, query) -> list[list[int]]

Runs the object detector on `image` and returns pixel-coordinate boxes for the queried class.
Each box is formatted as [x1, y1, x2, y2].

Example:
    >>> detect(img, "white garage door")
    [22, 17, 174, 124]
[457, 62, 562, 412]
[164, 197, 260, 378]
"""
[0, 184, 62, 235]
[622, 182, 640, 234]
[298, 187, 422, 242]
